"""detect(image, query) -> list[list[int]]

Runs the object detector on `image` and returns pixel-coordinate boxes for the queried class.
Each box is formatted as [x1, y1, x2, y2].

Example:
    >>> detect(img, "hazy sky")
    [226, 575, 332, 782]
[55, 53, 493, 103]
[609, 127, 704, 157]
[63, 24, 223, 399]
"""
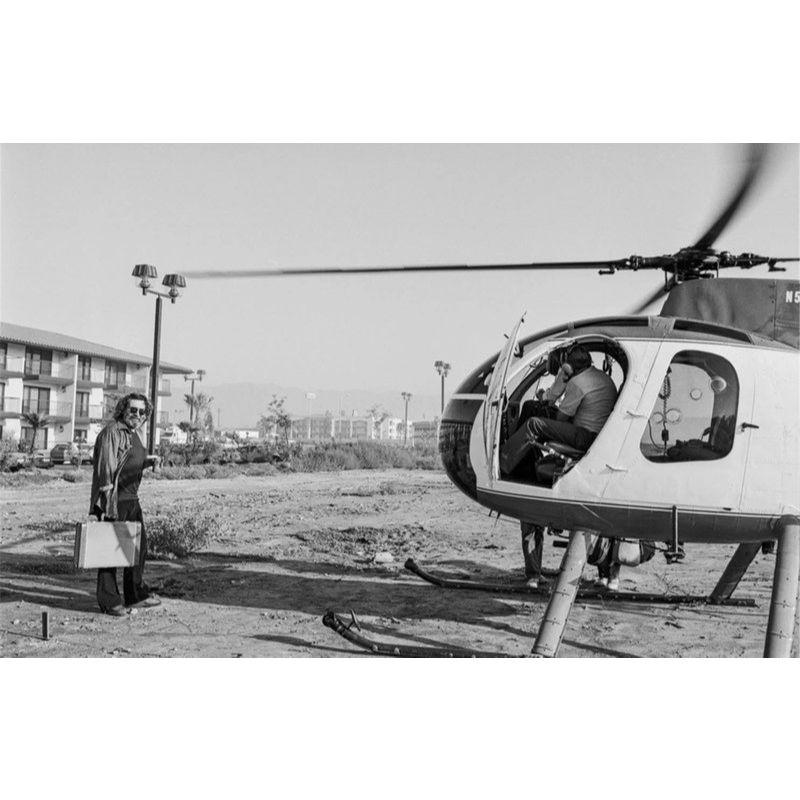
[2, 144, 798, 398]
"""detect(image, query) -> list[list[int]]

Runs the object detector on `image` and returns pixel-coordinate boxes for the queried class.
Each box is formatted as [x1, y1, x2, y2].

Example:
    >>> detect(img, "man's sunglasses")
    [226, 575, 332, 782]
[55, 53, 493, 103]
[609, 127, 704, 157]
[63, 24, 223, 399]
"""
[127, 407, 149, 417]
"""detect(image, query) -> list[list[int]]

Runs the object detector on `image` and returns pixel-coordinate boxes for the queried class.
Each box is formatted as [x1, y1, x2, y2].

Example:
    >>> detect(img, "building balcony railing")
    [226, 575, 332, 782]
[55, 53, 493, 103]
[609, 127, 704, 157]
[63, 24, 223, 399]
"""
[48, 401, 73, 421]
[23, 360, 74, 384]
[20, 402, 51, 416]
[0, 356, 26, 378]
[75, 404, 106, 422]
[156, 411, 170, 427]
[19, 400, 72, 420]
[104, 375, 148, 393]
[0, 397, 22, 417]
[76, 368, 106, 387]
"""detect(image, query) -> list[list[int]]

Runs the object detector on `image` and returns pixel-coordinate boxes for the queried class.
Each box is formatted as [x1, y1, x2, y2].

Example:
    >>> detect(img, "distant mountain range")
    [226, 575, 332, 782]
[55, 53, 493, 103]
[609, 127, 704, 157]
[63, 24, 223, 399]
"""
[161, 382, 443, 429]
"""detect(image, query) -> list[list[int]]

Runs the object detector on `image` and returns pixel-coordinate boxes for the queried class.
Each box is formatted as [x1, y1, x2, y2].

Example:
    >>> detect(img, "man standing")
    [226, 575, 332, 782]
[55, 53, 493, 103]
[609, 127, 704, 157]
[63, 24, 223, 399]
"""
[90, 393, 161, 615]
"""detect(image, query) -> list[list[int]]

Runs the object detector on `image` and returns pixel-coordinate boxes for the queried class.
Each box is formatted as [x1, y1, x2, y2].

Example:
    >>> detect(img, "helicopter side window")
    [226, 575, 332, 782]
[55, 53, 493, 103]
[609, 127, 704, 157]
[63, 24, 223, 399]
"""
[639, 350, 739, 463]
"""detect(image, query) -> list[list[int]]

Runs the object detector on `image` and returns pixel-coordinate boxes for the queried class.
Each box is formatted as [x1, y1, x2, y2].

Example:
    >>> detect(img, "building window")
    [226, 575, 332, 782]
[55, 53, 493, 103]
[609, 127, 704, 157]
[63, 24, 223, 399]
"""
[0, 343, 6, 369]
[22, 426, 48, 449]
[74, 428, 88, 443]
[76, 391, 90, 417]
[105, 361, 122, 388]
[24, 348, 53, 377]
[79, 356, 92, 381]
[640, 350, 739, 462]
[22, 385, 51, 415]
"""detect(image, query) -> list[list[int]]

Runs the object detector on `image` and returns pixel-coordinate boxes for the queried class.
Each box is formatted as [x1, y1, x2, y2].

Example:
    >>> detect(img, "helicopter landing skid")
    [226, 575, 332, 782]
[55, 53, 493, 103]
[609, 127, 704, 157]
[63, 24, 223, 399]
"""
[404, 558, 756, 606]
[321, 611, 510, 658]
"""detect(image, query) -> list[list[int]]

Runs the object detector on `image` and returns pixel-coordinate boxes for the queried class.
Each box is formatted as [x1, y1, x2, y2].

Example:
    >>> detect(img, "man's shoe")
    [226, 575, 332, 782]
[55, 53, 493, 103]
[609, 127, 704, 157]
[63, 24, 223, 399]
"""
[607, 578, 620, 592]
[103, 606, 128, 617]
[128, 595, 162, 608]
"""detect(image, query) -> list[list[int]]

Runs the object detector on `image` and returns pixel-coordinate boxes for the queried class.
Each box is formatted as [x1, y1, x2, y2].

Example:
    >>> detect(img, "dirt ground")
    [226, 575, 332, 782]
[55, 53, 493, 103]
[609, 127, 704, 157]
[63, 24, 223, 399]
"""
[0, 469, 782, 658]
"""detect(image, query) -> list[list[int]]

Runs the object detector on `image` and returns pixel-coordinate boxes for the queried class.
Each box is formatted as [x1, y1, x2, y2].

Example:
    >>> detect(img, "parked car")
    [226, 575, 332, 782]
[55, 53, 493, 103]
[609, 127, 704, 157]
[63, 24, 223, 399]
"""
[33, 449, 53, 468]
[50, 442, 93, 465]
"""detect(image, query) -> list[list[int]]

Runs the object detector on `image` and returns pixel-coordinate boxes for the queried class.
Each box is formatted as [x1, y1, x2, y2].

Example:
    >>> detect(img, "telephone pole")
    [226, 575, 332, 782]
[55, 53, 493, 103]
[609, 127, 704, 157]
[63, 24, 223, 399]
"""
[401, 391, 412, 447]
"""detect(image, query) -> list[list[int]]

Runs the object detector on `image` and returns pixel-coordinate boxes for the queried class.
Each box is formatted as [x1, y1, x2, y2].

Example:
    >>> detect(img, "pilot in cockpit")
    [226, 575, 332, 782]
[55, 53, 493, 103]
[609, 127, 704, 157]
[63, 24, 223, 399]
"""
[500, 345, 618, 476]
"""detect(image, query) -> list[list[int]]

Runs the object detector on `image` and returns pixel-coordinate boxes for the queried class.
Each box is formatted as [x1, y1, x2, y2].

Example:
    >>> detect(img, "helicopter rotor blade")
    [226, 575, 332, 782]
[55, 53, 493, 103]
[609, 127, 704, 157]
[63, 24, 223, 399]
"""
[184, 259, 629, 279]
[628, 282, 671, 315]
[692, 144, 768, 250]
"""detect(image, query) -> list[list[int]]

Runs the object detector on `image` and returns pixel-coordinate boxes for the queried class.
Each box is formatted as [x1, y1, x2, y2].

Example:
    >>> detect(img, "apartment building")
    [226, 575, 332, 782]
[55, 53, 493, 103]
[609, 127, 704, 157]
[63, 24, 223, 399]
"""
[288, 414, 415, 442]
[0, 322, 192, 449]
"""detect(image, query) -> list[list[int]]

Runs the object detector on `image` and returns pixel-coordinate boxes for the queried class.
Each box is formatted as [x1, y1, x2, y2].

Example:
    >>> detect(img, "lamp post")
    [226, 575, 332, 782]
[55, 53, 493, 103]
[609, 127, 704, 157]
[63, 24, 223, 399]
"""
[132, 264, 187, 454]
[401, 391, 412, 447]
[184, 369, 206, 424]
[305, 391, 316, 440]
[434, 360, 451, 414]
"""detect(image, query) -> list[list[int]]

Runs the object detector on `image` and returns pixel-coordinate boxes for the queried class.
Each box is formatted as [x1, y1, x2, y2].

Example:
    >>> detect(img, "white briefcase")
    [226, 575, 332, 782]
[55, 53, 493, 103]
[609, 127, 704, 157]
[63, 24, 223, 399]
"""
[74, 520, 142, 569]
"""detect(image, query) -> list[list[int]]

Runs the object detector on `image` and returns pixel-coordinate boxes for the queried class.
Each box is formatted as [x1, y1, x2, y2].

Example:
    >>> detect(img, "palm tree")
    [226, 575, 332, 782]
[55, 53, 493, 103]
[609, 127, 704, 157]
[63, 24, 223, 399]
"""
[185, 391, 213, 422]
[21, 411, 51, 453]
[183, 392, 213, 441]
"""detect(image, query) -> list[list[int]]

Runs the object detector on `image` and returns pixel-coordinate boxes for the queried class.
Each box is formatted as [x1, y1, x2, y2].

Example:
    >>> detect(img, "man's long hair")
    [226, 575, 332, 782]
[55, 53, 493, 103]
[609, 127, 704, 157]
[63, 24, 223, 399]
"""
[112, 392, 153, 422]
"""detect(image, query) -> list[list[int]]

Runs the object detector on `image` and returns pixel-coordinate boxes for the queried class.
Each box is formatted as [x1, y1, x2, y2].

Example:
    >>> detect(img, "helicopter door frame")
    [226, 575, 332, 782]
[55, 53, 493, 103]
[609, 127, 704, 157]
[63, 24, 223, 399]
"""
[482, 312, 526, 480]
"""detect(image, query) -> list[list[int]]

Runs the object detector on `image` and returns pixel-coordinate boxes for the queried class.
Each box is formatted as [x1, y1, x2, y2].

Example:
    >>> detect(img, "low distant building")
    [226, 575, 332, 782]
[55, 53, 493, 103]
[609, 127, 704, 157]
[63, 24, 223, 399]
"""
[1, 322, 192, 449]
[234, 428, 260, 441]
[412, 419, 440, 446]
[377, 417, 405, 441]
[291, 414, 335, 441]
[159, 423, 189, 445]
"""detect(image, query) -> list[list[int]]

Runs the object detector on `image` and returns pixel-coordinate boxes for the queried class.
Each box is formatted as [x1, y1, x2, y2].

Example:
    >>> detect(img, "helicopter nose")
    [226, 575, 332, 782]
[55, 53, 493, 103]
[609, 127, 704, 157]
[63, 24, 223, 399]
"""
[438, 400, 480, 501]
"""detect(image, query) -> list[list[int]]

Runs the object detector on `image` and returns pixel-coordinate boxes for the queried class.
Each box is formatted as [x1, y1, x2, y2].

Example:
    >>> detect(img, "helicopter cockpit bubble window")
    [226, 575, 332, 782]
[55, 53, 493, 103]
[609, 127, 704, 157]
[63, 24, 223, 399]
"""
[639, 350, 739, 463]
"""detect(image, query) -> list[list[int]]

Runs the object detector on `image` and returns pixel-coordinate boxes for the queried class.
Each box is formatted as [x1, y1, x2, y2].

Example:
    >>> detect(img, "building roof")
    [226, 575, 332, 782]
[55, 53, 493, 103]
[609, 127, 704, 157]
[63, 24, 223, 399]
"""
[0, 321, 193, 374]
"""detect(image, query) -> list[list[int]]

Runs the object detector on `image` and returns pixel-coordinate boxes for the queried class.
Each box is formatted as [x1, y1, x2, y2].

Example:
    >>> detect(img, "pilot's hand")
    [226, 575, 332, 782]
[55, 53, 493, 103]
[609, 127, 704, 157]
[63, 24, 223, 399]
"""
[558, 363, 574, 381]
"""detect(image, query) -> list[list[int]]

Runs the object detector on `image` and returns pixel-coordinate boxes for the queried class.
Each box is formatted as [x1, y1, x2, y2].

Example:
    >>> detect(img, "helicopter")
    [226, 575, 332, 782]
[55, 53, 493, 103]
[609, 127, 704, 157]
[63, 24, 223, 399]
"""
[185, 144, 799, 658]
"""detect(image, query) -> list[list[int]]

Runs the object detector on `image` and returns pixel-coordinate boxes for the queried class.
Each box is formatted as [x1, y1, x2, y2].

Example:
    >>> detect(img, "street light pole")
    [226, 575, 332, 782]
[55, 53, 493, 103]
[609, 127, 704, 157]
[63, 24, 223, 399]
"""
[132, 264, 186, 455]
[434, 360, 451, 415]
[401, 391, 412, 447]
[148, 295, 163, 454]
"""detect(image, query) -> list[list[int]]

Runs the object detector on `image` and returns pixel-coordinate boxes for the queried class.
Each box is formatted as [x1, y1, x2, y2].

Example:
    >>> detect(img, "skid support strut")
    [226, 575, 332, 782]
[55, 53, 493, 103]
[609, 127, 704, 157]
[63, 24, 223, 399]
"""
[531, 530, 596, 658]
[764, 516, 800, 658]
[709, 542, 761, 603]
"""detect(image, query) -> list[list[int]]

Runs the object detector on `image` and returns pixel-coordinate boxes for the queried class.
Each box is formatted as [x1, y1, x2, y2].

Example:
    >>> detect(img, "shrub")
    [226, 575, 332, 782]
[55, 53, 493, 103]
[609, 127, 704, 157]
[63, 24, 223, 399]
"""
[0, 437, 25, 472]
[291, 440, 442, 473]
[61, 469, 89, 483]
[0, 469, 63, 487]
[146, 508, 225, 558]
